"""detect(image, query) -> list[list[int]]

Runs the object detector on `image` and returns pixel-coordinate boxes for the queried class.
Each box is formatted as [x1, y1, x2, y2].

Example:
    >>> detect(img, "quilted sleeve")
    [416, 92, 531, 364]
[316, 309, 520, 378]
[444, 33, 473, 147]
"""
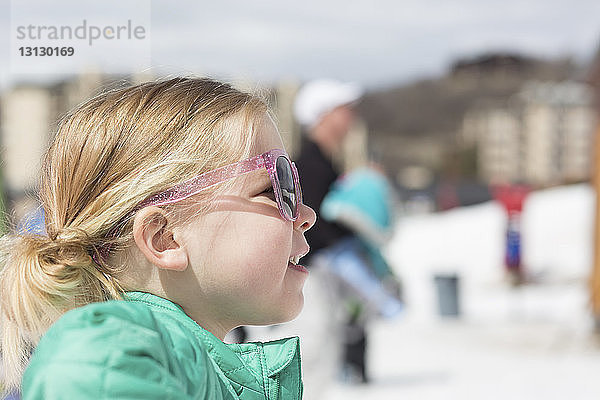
[21, 301, 194, 400]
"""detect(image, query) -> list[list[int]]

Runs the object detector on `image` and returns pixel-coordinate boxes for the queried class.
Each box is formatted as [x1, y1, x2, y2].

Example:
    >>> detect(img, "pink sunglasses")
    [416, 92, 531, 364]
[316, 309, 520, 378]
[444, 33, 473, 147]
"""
[135, 148, 303, 221]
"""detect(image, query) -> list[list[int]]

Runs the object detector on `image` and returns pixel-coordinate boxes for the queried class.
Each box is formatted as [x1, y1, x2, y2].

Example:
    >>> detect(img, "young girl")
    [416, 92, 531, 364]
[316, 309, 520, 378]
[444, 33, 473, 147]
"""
[0, 77, 316, 399]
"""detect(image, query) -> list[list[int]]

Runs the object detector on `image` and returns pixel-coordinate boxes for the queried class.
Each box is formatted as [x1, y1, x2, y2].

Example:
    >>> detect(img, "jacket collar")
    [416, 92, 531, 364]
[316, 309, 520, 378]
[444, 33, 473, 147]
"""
[123, 291, 301, 396]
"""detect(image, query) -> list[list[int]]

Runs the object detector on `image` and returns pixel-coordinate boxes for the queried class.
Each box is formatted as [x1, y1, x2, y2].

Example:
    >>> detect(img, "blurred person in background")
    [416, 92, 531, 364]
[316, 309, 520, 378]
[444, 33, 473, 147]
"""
[294, 79, 363, 385]
[294, 80, 402, 385]
[318, 165, 403, 382]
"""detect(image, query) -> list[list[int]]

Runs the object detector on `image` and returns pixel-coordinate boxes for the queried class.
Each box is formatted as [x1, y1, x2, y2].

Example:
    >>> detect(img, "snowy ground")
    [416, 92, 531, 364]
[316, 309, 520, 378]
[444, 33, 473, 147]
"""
[321, 184, 600, 399]
[324, 282, 600, 400]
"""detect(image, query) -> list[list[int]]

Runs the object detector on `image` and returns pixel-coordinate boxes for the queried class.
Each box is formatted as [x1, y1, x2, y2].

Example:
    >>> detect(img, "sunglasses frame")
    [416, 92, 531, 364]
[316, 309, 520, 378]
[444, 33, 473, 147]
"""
[134, 148, 302, 222]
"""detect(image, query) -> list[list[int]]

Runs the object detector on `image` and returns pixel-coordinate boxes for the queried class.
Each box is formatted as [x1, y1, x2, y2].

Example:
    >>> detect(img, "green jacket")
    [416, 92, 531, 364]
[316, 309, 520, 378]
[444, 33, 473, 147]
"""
[22, 291, 303, 399]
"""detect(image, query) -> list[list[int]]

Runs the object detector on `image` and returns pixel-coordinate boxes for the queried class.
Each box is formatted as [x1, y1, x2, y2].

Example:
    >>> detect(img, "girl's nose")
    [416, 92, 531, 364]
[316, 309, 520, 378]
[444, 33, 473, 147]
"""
[294, 203, 316, 233]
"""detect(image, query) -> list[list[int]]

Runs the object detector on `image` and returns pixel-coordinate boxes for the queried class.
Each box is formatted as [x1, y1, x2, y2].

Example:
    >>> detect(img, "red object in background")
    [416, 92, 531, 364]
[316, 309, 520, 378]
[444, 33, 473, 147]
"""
[492, 184, 530, 214]
[492, 184, 530, 285]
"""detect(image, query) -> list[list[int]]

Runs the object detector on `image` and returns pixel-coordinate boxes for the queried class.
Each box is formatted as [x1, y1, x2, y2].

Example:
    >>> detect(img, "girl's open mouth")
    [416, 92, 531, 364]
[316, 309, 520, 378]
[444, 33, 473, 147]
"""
[287, 262, 308, 273]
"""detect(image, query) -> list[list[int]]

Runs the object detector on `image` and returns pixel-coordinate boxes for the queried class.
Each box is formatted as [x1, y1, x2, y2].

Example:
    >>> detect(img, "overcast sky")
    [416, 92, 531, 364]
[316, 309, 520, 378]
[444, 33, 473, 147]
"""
[1, 0, 600, 90]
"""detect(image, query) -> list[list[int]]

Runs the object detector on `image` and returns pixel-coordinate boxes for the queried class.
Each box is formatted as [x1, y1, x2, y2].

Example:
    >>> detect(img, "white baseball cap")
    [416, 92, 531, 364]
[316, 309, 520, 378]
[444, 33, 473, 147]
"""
[293, 79, 363, 128]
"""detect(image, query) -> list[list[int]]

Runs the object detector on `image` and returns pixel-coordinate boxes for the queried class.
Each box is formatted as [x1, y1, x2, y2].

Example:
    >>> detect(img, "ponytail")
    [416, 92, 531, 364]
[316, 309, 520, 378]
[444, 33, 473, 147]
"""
[0, 231, 124, 395]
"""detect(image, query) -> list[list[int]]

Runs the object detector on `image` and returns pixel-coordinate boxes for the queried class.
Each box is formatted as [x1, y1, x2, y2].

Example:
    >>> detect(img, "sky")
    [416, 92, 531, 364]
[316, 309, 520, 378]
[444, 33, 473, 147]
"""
[1, 0, 600, 90]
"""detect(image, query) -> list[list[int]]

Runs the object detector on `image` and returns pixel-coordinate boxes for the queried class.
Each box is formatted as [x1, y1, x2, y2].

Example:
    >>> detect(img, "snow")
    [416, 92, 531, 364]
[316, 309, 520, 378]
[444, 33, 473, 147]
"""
[322, 183, 600, 399]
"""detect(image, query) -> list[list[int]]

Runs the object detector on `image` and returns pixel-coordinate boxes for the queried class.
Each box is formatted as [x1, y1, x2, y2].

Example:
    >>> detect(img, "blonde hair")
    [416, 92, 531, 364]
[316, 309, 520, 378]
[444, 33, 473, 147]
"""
[0, 77, 268, 394]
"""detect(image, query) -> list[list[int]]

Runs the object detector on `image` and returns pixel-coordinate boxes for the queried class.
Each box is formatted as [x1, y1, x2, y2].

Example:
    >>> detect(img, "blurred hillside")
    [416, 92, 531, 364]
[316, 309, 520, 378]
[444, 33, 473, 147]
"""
[360, 54, 575, 138]
[358, 54, 581, 179]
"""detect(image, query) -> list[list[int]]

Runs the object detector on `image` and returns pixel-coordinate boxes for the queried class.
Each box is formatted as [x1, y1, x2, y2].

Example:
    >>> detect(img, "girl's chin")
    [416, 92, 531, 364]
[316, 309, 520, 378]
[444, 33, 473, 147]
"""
[272, 294, 305, 325]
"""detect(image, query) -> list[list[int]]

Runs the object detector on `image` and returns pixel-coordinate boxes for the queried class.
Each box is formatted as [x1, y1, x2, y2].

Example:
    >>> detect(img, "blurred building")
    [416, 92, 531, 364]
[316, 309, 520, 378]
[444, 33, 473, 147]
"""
[0, 71, 142, 224]
[1, 85, 56, 223]
[359, 53, 574, 192]
[462, 108, 521, 183]
[461, 81, 596, 186]
[271, 80, 301, 157]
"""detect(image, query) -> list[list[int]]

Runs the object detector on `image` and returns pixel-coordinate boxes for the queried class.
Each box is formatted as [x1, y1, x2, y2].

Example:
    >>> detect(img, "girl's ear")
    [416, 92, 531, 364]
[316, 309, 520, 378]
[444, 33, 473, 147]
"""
[132, 206, 188, 271]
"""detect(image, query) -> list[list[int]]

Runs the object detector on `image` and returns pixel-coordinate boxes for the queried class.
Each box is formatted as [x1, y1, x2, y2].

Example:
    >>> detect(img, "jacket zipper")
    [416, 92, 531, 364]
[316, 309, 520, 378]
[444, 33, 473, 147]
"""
[272, 376, 280, 400]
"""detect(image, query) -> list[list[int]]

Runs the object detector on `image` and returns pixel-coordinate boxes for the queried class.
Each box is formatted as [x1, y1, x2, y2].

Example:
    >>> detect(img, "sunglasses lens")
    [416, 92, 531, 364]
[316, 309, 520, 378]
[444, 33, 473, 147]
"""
[276, 156, 297, 219]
